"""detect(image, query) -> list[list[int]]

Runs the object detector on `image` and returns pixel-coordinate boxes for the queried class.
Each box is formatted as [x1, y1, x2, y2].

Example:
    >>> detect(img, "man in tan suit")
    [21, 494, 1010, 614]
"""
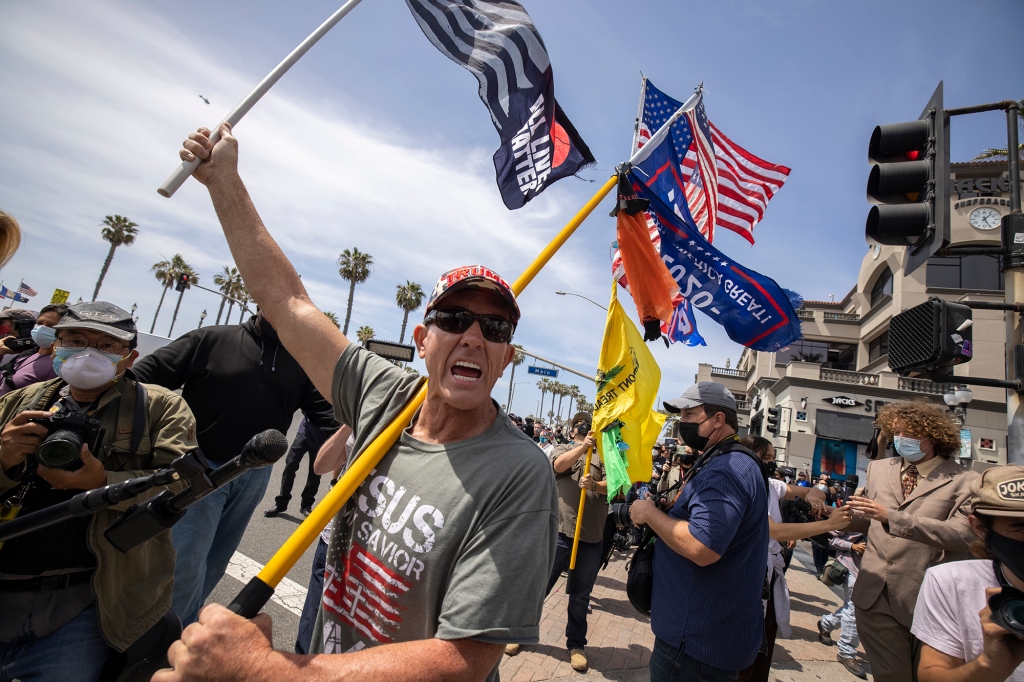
[846, 401, 979, 682]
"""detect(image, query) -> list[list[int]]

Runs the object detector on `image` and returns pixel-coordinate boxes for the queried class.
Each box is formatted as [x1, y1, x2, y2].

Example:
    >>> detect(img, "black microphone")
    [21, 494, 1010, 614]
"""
[104, 430, 289, 552]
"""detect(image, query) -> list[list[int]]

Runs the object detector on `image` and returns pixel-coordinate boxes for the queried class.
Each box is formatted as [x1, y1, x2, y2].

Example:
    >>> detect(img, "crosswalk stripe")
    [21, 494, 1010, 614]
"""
[224, 551, 309, 617]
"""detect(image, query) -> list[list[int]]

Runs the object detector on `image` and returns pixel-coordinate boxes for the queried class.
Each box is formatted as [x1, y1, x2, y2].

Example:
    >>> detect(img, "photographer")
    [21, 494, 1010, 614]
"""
[912, 465, 1024, 682]
[0, 304, 68, 397]
[737, 435, 854, 682]
[0, 302, 197, 681]
[629, 383, 768, 681]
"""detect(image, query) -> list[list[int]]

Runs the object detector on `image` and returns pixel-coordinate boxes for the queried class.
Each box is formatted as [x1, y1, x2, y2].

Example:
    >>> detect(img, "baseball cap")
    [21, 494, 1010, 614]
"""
[663, 382, 737, 413]
[425, 265, 520, 323]
[571, 412, 592, 428]
[0, 308, 38, 321]
[55, 301, 137, 342]
[971, 465, 1024, 518]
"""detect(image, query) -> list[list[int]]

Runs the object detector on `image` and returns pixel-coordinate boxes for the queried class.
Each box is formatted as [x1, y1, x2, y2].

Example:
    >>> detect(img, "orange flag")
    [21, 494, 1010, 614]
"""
[616, 208, 679, 335]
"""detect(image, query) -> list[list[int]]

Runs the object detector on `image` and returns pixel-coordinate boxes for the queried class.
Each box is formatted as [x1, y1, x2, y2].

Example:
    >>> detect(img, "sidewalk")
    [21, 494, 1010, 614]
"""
[499, 542, 870, 682]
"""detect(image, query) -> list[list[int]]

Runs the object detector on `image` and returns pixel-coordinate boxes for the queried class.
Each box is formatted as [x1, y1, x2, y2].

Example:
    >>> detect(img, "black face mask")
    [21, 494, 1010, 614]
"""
[988, 529, 1024, 581]
[679, 453, 697, 467]
[677, 420, 709, 451]
[764, 461, 778, 478]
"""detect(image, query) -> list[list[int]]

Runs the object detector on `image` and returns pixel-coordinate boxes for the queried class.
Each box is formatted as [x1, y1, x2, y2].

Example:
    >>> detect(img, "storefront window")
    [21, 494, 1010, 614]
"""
[777, 340, 856, 370]
[870, 267, 893, 307]
[869, 330, 889, 362]
[926, 255, 1003, 290]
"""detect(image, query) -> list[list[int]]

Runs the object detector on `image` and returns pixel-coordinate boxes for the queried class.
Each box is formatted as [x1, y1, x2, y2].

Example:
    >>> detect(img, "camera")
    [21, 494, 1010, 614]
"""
[3, 319, 37, 353]
[29, 411, 104, 470]
[989, 585, 1024, 637]
[779, 497, 832, 548]
[611, 482, 674, 529]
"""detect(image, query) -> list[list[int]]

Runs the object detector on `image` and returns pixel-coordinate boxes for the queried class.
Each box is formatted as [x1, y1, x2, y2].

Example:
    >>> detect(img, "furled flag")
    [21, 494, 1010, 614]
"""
[405, 0, 594, 209]
[17, 282, 38, 298]
[665, 296, 706, 347]
[630, 175, 803, 352]
[633, 79, 791, 244]
[593, 282, 666, 500]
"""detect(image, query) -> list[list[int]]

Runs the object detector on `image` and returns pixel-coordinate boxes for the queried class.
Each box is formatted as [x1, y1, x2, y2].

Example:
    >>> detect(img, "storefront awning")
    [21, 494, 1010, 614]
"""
[815, 409, 876, 445]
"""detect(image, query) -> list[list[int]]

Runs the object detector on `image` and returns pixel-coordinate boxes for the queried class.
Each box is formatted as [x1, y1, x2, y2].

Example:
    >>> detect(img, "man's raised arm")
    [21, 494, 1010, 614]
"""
[181, 123, 348, 399]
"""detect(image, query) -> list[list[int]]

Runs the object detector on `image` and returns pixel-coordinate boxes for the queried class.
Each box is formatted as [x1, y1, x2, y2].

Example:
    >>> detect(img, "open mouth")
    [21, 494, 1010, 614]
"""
[451, 360, 483, 382]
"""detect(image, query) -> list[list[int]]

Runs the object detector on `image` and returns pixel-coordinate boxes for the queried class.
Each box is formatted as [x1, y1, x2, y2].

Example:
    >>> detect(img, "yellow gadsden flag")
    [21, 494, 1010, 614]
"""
[593, 282, 666, 499]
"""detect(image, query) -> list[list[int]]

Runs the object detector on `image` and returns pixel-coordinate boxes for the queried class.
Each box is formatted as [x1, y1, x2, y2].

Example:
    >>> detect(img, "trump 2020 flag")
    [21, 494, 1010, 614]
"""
[630, 174, 803, 352]
[405, 0, 594, 209]
[593, 282, 665, 500]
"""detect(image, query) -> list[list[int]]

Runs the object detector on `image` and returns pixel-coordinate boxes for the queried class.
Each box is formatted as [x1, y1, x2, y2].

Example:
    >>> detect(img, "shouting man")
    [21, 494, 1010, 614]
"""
[153, 124, 558, 682]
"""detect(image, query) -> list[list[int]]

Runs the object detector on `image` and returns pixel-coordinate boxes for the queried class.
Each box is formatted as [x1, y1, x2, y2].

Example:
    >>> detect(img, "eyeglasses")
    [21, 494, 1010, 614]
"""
[57, 333, 128, 355]
[424, 307, 515, 344]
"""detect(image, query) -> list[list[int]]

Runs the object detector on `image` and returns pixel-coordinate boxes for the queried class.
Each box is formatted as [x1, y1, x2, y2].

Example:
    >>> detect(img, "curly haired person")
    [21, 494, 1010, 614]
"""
[845, 401, 980, 682]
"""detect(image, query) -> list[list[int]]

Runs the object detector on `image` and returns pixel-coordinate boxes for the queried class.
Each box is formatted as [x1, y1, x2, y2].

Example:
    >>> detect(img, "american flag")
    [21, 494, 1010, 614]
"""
[634, 79, 791, 244]
[323, 543, 408, 645]
[17, 282, 38, 297]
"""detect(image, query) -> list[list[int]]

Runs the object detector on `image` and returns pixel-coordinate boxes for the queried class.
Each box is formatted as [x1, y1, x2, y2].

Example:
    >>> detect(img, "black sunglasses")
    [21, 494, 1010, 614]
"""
[424, 307, 515, 343]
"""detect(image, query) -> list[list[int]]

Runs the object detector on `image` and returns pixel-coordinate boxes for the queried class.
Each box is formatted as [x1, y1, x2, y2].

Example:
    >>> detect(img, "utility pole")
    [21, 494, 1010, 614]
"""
[1001, 101, 1022, 463]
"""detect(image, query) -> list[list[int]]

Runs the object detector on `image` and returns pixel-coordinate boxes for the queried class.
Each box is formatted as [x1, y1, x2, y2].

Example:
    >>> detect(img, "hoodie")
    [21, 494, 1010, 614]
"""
[133, 316, 337, 461]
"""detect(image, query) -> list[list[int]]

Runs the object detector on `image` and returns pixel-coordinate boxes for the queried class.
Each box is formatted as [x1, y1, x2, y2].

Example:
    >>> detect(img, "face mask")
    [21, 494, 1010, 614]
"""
[988, 529, 1024, 582]
[765, 462, 778, 478]
[539, 437, 548, 444]
[817, 483, 827, 491]
[677, 419, 709, 451]
[894, 435, 928, 463]
[53, 348, 122, 390]
[31, 325, 56, 348]
[680, 453, 697, 467]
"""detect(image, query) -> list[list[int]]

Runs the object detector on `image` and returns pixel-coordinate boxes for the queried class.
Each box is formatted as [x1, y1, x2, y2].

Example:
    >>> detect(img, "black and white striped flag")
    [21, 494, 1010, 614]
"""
[405, 0, 594, 209]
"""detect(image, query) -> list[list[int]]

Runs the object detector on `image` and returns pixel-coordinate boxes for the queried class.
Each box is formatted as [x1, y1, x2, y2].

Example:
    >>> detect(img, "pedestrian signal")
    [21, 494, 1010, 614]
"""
[888, 297, 972, 378]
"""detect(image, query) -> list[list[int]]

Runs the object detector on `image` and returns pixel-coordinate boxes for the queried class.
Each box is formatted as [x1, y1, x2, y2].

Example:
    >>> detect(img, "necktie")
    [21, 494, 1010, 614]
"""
[902, 464, 918, 499]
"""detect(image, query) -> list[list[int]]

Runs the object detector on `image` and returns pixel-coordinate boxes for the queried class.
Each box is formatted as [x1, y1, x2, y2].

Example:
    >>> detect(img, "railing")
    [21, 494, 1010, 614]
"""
[710, 367, 745, 378]
[822, 311, 860, 322]
[796, 309, 815, 320]
[899, 377, 957, 395]
[820, 368, 879, 386]
[735, 399, 751, 411]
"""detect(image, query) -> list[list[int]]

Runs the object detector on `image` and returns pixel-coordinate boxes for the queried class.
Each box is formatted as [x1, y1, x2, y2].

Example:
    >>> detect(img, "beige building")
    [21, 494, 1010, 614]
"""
[696, 160, 1020, 483]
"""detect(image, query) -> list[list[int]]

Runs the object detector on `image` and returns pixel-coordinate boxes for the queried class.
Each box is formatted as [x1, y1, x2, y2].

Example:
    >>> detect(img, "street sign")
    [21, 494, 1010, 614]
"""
[50, 289, 70, 305]
[527, 366, 558, 377]
[364, 339, 416, 362]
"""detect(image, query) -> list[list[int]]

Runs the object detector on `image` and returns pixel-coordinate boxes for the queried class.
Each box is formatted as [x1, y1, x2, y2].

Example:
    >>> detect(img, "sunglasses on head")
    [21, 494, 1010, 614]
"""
[424, 307, 515, 343]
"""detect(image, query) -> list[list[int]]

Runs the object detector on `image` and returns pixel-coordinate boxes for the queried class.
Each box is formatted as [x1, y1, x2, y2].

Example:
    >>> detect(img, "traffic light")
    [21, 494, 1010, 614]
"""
[866, 81, 950, 275]
[175, 273, 191, 292]
[766, 406, 781, 435]
[888, 296, 972, 378]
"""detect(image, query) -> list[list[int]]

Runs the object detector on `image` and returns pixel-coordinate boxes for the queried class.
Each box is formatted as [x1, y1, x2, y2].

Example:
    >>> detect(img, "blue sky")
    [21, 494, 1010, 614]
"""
[0, 0, 1020, 417]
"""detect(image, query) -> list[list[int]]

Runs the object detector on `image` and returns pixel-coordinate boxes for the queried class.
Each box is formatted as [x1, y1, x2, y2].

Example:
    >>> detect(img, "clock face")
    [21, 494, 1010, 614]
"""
[969, 206, 1001, 230]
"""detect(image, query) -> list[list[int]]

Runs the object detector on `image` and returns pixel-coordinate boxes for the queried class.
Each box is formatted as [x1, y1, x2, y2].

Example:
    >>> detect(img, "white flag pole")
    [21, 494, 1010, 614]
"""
[627, 86, 702, 168]
[157, 0, 366, 198]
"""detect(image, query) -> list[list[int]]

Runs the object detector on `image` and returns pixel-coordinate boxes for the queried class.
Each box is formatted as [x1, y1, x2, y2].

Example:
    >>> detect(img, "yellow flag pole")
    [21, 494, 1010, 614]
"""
[565, 445, 594, 592]
[227, 174, 619, 617]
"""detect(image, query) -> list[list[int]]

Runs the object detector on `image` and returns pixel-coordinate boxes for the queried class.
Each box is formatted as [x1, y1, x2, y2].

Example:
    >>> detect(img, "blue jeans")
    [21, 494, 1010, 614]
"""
[171, 464, 274, 625]
[295, 537, 328, 654]
[821, 570, 859, 657]
[0, 604, 111, 682]
[546, 533, 603, 650]
[649, 637, 738, 682]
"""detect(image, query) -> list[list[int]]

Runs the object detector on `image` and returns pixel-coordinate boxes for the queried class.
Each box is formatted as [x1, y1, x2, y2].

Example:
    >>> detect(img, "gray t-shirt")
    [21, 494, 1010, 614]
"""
[311, 345, 558, 680]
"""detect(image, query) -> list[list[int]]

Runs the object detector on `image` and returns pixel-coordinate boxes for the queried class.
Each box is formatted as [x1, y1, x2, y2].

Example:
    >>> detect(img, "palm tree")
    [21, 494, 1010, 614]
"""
[566, 385, 581, 417]
[395, 281, 425, 344]
[167, 257, 198, 337]
[554, 382, 568, 423]
[213, 266, 239, 325]
[974, 100, 1024, 160]
[505, 344, 525, 411]
[356, 325, 375, 344]
[93, 215, 139, 301]
[234, 280, 250, 323]
[337, 248, 374, 336]
[150, 257, 175, 334]
[323, 311, 341, 328]
[537, 378, 551, 420]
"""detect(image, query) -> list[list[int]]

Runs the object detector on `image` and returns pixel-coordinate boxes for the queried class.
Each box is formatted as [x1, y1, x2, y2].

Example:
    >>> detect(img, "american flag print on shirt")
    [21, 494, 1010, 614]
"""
[323, 542, 410, 645]
[633, 79, 791, 244]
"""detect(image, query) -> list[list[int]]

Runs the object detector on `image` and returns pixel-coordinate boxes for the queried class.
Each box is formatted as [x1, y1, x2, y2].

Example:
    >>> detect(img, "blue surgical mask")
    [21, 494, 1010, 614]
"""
[539, 437, 549, 444]
[894, 435, 928, 463]
[31, 325, 57, 348]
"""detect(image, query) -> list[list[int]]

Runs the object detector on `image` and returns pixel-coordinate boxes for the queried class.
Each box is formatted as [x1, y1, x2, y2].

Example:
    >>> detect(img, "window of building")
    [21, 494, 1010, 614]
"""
[926, 255, 1003, 290]
[870, 267, 893, 307]
[868, 330, 889, 362]
[777, 340, 856, 371]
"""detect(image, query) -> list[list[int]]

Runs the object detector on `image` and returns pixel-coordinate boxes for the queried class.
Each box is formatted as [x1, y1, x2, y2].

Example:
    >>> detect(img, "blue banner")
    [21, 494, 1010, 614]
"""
[630, 173, 802, 352]
[665, 298, 706, 346]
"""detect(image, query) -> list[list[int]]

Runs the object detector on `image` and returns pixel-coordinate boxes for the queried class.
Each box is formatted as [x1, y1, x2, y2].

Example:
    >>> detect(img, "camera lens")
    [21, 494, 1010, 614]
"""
[611, 502, 633, 528]
[36, 430, 84, 470]
[1000, 599, 1024, 635]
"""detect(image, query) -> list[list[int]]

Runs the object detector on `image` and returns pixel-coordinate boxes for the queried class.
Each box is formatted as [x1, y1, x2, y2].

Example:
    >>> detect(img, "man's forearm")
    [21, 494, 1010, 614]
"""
[920, 656, 1013, 682]
[552, 443, 587, 473]
[642, 509, 719, 566]
[268, 637, 502, 682]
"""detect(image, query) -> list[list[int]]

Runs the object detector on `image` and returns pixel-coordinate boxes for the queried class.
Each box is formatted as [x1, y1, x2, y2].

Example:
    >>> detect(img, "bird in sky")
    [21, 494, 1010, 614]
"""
[198, 95, 209, 104]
